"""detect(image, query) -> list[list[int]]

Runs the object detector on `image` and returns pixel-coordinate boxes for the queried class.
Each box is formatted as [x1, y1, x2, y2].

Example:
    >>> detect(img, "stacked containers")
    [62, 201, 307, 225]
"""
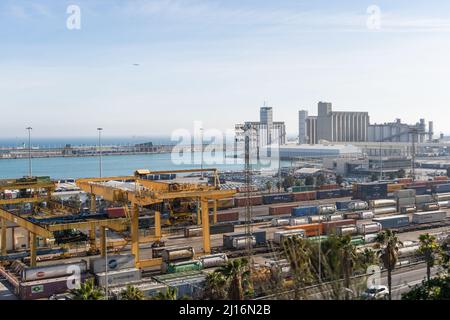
[347, 201, 369, 211]
[153, 271, 206, 299]
[394, 189, 416, 212]
[262, 194, 294, 205]
[370, 199, 397, 215]
[432, 183, 450, 194]
[292, 191, 317, 201]
[316, 189, 342, 200]
[223, 231, 266, 249]
[269, 204, 298, 216]
[322, 219, 357, 235]
[354, 183, 388, 201]
[90, 254, 140, 287]
[357, 222, 382, 234]
[273, 230, 305, 245]
[283, 223, 323, 237]
[336, 200, 352, 211]
[161, 247, 198, 274]
[235, 196, 262, 207]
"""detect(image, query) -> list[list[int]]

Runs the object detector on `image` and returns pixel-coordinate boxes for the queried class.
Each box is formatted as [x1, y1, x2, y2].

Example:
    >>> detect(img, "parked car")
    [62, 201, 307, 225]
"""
[361, 285, 389, 300]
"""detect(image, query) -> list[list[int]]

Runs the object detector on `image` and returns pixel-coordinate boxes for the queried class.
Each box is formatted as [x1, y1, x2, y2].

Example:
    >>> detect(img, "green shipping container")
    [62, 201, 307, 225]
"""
[167, 261, 203, 274]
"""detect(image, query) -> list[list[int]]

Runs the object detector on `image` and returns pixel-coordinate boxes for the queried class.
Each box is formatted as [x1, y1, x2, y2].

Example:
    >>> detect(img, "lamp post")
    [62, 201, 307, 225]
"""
[26, 127, 32, 177]
[200, 127, 204, 180]
[104, 227, 109, 300]
[97, 128, 103, 178]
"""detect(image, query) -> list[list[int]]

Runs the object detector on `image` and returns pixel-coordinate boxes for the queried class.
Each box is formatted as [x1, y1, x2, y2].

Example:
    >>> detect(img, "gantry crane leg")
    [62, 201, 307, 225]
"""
[100, 226, 106, 257]
[29, 232, 37, 267]
[90, 194, 96, 213]
[89, 226, 97, 253]
[213, 200, 218, 224]
[154, 211, 161, 238]
[201, 199, 211, 254]
[1, 218, 6, 256]
[197, 198, 201, 225]
[131, 203, 140, 267]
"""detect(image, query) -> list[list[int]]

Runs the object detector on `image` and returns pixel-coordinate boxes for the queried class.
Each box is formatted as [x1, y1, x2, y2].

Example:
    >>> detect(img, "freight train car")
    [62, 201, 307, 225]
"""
[262, 194, 294, 205]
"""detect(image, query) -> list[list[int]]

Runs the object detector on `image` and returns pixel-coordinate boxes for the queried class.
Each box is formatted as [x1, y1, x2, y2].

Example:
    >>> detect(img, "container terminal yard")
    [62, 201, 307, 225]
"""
[1, 171, 450, 300]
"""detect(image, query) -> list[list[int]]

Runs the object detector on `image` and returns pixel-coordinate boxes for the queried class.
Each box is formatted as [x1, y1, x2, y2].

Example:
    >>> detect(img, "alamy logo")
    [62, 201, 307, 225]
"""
[66, 5, 81, 30]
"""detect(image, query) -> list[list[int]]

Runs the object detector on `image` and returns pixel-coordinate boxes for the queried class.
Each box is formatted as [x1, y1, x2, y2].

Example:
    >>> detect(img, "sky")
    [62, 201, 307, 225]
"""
[1, 0, 450, 139]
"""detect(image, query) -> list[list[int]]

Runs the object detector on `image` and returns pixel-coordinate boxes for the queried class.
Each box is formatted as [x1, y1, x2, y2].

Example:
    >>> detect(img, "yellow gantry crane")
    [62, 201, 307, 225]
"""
[76, 168, 237, 268]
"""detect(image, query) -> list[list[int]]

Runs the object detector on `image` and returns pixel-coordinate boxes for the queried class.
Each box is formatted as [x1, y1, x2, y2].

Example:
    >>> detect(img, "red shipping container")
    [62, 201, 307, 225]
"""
[292, 191, 317, 202]
[322, 219, 356, 234]
[284, 223, 323, 237]
[397, 178, 413, 184]
[210, 211, 239, 223]
[106, 207, 126, 218]
[434, 176, 448, 181]
[235, 196, 263, 207]
[269, 205, 297, 215]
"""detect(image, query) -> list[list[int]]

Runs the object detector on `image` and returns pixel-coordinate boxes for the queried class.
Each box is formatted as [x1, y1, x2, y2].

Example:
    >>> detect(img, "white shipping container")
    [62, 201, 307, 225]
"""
[373, 207, 397, 215]
[96, 268, 141, 287]
[199, 254, 228, 269]
[348, 201, 368, 211]
[394, 189, 416, 199]
[327, 214, 344, 222]
[412, 211, 447, 224]
[318, 205, 336, 215]
[397, 197, 416, 207]
[22, 261, 87, 282]
[370, 199, 397, 209]
[357, 222, 382, 235]
[434, 193, 450, 201]
[336, 226, 357, 236]
[273, 230, 305, 245]
[359, 211, 374, 220]
[307, 215, 327, 224]
[364, 234, 378, 243]
[289, 218, 309, 226]
[438, 201, 450, 208]
[415, 195, 433, 204]
[271, 219, 290, 227]
[232, 236, 256, 249]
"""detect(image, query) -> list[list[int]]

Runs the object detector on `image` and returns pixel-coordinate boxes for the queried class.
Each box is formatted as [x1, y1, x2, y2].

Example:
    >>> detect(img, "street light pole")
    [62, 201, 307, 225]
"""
[97, 128, 103, 178]
[26, 127, 32, 177]
[104, 227, 109, 300]
[200, 127, 204, 180]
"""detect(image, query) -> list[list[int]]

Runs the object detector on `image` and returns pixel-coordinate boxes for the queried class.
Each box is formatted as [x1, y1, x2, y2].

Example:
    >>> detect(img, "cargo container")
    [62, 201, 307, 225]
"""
[161, 247, 195, 263]
[307, 215, 327, 224]
[347, 201, 369, 211]
[292, 191, 317, 201]
[110, 281, 168, 299]
[340, 188, 354, 197]
[354, 183, 388, 201]
[358, 211, 374, 220]
[271, 218, 290, 227]
[407, 186, 428, 196]
[335, 225, 357, 236]
[434, 193, 450, 201]
[397, 197, 416, 207]
[89, 254, 135, 274]
[184, 224, 236, 238]
[273, 230, 305, 245]
[184, 227, 202, 238]
[373, 215, 410, 229]
[364, 234, 378, 243]
[316, 189, 342, 200]
[398, 246, 420, 258]
[269, 204, 298, 216]
[350, 236, 365, 246]
[235, 196, 262, 207]
[434, 176, 448, 181]
[400, 206, 416, 214]
[336, 200, 352, 211]
[318, 184, 339, 190]
[283, 223, 323, 237]
[412, 211, 447, 224]
[21, 261, 87, 282]
[161, 260, 203, 274]
[223, 231, 266, 249]
[211, 211, 239, 223]
[96, 268, 141, 287]
[152, 247, 166, 259]
[322, 219, 356, 234]
[344, 212, 361, 220]
[209, 198, 235, 210]
[369, 199, 397, 209]
[438, 201, 450, 208]
[291, 186, 315, 193]
[153, 271, 206, 299]
[289, 217, 309, 226]
[432, 183, 450, 194]
[232, 236, 256, 249]
[105, 207, 127, 219]
[372, 207, 397, 215]
[422, 203, 440, 211]
[291, 206, 318, 217]
[415, 195, 434, 204]
[394, 189, 416, 199]
[262, 194, 294, 205]
[388, 184, 405, 193]
[397, 178, 413, 184]
[19, 274, 91, 300]
[318, 205, 337, 215]
[357, 222, 382, 235]
[199, 254, 228, 269]
[327, 214, 344, 222]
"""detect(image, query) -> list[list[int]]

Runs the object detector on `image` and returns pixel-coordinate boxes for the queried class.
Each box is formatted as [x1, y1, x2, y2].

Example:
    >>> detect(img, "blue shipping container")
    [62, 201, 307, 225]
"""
[292, 206, 319, 217]
[432, 183, 450, 194]
[335, 201, 352, 210]
[406, 186, 428, 195]
[316, 189, 342, 200]
[262, 194, 294, 205]
[373, 215, 410, 229]
[223, 231, 267, 249]
[340, 189, 353, 197]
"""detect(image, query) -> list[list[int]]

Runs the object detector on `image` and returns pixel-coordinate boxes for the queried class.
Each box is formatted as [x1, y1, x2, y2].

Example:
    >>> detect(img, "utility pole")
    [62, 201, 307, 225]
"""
[26, 127, 33, 177]
[243, 124, 253, 265]
[97, 128, 103, 178]
[200, 127, 204, 180]
[379, 140, 383, 181]
[411, 128, 417, 182]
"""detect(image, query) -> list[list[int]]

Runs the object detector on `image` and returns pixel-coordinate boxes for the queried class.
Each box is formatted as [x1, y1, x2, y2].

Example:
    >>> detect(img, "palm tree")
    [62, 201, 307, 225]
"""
[69, 278, 105, 300]
[217, 258, 251, 300]
[204, 271, 227, 300]
[152, 287, 178, 300]
[265, 181, 272, 194]
[338, 235, 357, 300]
[375, 229, 403, 300]
[418, 233, 440, 282]
[119, 285, 145, 300]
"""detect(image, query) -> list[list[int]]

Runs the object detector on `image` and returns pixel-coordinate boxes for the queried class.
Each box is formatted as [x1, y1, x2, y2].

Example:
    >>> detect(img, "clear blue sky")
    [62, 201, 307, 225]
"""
[1, 0, 450, 138]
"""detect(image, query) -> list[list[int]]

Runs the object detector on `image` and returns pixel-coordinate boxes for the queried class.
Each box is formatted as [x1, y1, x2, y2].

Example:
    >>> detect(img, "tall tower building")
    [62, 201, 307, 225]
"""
[298, 110, 308, 144]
